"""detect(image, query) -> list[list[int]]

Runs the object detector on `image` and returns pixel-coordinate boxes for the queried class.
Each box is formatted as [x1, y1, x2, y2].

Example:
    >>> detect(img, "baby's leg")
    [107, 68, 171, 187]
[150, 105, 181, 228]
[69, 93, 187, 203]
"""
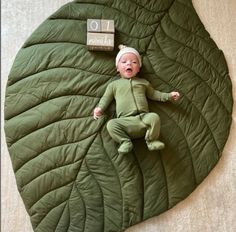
[106, 116, 146, 154]
[141, 113, 165, 150]
[107, 118, 133, 155]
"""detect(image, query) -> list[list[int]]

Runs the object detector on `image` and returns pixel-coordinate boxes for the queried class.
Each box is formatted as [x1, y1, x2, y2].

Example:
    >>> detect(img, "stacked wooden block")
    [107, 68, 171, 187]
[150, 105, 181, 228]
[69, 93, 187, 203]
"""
[87, 19, 115, 51]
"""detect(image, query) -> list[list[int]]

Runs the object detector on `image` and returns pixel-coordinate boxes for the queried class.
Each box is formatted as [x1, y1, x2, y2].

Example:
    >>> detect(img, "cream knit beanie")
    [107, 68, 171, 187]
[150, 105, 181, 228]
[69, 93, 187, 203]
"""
[115, 45, 142, 67]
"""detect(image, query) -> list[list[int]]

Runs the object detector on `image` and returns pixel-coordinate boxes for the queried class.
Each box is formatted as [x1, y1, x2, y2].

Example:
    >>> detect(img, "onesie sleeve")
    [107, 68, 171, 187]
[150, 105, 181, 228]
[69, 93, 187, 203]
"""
[97, 82, 114, 111]
[146, 82, 171, 102]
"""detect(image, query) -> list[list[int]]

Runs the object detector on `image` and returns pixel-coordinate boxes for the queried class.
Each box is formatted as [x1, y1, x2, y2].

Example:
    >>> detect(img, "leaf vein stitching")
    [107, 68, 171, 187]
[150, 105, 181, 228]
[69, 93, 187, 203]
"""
[154, 32, 228, 115]
[74, 183, 87, 232]
[73, 1, 162, 26]
[160, 21, 226, 81]
[30, 181, 74, 211]
[84, 159, 105, 232]
[131, 149, 144, 221]
[100, 132, 124, 230]
[157, 106, 198, 186]
[35, 200, 68, 231]
[23, 40, 84, 49]
[158, 152, 170, 209]
[10, 116, 93, 146]
[22, 159, 83, 189]
[151, 36, 226, 152]
[167, 6, 210, 43]
[15, 133, 98, 173]
[55, 202, 68, 232]
[125, 0, 170, 14]
[8, 64, 114, 87]
[6, 94, 98, 121]
[34, 134, 98, 230]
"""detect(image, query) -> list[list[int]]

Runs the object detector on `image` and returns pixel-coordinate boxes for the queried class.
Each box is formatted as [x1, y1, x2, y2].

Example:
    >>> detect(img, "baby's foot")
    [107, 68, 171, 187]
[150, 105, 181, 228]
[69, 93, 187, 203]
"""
[146, 140, 165, 151]
[118, 140, 133, 155]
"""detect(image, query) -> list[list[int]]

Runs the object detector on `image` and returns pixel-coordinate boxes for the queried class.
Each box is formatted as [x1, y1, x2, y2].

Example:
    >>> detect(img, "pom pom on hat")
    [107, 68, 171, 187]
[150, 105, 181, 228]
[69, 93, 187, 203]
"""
[115, 44, 142, 67]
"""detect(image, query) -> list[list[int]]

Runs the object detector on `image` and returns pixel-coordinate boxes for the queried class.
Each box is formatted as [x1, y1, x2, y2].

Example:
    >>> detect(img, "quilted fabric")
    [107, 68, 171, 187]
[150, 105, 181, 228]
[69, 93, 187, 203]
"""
[4, 0, 233, 231]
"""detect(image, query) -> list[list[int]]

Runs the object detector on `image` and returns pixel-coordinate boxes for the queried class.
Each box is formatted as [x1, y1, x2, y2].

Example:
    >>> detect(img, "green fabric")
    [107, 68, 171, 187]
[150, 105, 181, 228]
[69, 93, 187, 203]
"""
[98, 77, 170, 117]
[4, 0, 233, 232]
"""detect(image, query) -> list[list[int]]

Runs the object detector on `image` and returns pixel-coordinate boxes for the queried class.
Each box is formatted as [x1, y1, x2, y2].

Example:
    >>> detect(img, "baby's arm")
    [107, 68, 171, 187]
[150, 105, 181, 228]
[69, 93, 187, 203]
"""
[147, 83, 180, 102]
[93, 82, 114, 120]
[146, 83, 170, 102]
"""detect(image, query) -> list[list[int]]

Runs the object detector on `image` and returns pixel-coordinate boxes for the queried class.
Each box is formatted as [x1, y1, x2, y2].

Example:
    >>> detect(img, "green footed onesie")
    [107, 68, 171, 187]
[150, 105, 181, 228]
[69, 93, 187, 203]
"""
[98, 77, 171, 154]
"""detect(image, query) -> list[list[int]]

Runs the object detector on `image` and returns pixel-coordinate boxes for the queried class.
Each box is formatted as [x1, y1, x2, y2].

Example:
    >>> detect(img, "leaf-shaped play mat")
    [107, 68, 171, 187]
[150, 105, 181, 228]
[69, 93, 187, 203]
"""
[4, 0, 233, 231]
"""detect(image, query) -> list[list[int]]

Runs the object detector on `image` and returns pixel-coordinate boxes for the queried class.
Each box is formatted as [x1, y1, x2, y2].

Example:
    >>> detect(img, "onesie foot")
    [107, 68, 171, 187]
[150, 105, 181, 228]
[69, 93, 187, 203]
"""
[146, 140, 165, 151]
[118, 141, 133, 155]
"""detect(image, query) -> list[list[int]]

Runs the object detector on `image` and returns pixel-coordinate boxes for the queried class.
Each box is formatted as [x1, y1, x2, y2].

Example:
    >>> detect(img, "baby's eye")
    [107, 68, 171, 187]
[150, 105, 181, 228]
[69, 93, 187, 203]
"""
[133, 61, 137, 64]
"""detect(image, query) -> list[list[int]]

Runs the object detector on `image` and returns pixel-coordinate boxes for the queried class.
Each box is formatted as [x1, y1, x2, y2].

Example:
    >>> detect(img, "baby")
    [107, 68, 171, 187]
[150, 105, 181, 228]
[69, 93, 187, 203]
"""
[93, 45, 180, 155]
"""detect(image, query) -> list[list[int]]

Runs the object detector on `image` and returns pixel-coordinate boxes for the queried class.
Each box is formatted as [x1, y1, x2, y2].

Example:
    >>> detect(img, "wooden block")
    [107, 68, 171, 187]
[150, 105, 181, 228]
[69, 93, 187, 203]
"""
[87, 19, 115, 51]
[87, 32, 114, 51]
[87, 19, 101, 32]
[101, 19, 115, 33]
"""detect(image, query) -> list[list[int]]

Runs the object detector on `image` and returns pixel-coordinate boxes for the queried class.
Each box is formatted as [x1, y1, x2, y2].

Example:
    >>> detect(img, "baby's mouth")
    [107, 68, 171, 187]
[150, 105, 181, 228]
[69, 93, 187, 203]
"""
[126, 68, 133, 73]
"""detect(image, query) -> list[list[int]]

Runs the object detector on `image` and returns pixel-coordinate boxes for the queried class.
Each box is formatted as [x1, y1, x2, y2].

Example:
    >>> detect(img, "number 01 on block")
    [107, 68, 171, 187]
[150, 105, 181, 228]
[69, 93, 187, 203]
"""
[87, 19, 115, 51]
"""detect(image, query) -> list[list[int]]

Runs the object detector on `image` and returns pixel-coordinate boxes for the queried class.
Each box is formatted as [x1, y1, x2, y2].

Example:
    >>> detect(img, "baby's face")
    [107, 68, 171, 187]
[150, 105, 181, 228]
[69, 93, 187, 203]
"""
[117, 53, 140, 78]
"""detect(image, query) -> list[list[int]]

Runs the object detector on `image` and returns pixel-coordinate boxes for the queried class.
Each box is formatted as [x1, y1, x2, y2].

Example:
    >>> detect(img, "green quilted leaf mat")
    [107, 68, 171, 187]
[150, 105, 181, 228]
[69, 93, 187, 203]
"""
[4, 0, 233, 231]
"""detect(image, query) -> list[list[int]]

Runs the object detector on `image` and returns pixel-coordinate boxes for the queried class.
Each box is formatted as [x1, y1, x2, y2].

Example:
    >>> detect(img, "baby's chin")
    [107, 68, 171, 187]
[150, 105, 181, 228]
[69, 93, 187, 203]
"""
[121, 71, 138, 79]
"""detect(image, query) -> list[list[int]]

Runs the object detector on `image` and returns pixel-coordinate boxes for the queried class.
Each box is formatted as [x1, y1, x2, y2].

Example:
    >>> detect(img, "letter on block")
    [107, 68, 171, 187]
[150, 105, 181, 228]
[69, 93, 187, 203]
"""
[101, 20, 115, 33]
[87, 19, 101, 32]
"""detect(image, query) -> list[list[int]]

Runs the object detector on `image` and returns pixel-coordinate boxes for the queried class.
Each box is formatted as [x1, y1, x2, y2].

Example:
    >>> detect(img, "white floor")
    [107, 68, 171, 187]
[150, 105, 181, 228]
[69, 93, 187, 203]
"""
[1, 0, 236, 231]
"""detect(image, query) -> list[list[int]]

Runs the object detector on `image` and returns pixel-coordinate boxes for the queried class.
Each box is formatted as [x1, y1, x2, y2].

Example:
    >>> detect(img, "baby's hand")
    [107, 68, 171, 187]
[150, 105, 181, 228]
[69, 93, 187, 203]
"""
[93, 107, 103, 120]
[170, 91, 180, 101]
